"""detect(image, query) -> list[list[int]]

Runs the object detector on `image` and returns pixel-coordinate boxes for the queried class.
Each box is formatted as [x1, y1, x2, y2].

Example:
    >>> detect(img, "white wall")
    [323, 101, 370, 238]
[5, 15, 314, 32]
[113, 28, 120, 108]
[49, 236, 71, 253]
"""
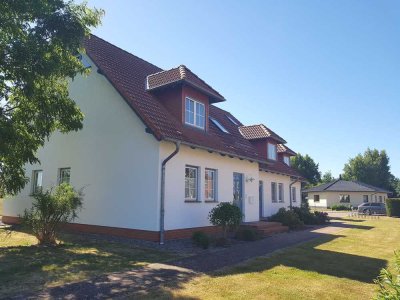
[160, 142, 260, 230]
[307, 192, 389, 208]
[4, 55, 161, 231]
[259, 172, 301, 217]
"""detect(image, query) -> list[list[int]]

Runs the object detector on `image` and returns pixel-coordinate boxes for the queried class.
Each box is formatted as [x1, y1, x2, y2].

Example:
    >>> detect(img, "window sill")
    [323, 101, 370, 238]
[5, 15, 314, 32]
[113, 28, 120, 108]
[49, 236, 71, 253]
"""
[205, 200, 218, 203]
[185, 200, 201, 203]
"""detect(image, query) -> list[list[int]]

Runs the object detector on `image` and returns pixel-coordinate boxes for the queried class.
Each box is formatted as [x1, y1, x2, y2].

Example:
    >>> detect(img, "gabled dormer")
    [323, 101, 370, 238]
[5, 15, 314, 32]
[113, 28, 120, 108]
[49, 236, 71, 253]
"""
[146, 65, 225, 131]
[277, 144, 297, 166]
[239, 124, 286, 161]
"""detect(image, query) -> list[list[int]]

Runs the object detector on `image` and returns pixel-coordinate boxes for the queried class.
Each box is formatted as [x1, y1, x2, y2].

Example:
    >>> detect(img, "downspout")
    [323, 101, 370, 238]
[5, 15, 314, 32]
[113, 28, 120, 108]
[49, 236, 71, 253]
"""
[289, 177, 300, 210]
[159, 142, 180, 245]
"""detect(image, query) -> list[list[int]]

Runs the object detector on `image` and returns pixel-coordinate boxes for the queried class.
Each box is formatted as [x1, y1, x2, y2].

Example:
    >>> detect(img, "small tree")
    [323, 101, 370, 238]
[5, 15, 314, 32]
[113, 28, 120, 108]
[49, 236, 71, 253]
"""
[375, 251, 400, 299]
[22, 183, 83, 245]
[208, 202, 242, 239]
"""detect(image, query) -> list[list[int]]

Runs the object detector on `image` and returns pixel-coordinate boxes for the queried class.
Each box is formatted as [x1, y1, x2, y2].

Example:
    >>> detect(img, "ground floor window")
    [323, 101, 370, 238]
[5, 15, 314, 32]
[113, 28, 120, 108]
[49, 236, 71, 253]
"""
[271, 182, 277, 202]
[363, 195, 369, 203]
[339, 194, 350, 203]
[32, 170, 43, 194]
[278, 183, 284, 203]
[204, 168, 217, 201]
[58, 168, 71, 184]
[378, 195, 383, 203]
[314, 195, 320, 202]
[185, 166, 198, 201]
[291, 186, 296, 202]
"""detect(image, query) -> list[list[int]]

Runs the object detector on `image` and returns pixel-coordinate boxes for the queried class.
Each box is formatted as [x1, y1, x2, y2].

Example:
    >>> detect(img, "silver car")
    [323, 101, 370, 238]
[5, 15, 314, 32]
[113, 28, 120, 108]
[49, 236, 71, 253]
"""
[357, 202, 386, 215]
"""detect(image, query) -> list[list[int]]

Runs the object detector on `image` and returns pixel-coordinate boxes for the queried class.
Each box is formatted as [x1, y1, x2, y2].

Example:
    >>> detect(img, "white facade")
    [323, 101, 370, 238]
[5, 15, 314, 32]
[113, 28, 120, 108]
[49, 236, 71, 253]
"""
[3, 54, 303, 235]
[307, 191, 389, 208]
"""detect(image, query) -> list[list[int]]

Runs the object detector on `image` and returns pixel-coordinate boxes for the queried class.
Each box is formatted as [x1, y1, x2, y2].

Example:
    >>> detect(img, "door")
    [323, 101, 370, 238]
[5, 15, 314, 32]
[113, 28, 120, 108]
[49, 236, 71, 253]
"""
[233, 173, 243, 212]
[259, 180, 264, 219]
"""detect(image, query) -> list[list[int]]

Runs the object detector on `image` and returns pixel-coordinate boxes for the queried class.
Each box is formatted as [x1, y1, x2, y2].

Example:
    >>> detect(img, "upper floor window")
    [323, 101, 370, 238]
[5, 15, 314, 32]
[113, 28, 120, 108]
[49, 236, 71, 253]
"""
[32, 170, 43, 194]
[210, 117, 229, 133]
[185, 166, 199, 201]
[185, 97, 205, 129]
[226, 115, 238, 125]
[267, 143, 277, 160]
[278, 183, 284, 202]
[59, 168, 71, 184]
[283, 156, 290, 166]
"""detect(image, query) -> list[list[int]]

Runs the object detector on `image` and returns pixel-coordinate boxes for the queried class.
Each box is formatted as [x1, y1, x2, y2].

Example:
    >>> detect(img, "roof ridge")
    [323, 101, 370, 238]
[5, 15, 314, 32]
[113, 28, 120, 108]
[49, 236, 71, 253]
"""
[323, 178, 342, 191]
[88, 34, 163, 72]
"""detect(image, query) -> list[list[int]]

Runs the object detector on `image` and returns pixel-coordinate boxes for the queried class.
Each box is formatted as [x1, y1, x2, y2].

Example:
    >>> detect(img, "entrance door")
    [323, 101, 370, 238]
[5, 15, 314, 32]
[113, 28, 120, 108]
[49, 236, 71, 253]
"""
[259, 180, 264, 219]
[233, 173, 244, 212]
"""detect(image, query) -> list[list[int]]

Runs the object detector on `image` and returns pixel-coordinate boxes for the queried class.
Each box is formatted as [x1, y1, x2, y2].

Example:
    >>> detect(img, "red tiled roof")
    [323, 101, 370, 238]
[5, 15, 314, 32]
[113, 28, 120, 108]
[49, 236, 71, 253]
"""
[259, 162, 304, 179]
[277, 144, 296, 156]
[83, 35, 301, 178]
[147, 65, 225, 103]
[239, 124, 287, 143]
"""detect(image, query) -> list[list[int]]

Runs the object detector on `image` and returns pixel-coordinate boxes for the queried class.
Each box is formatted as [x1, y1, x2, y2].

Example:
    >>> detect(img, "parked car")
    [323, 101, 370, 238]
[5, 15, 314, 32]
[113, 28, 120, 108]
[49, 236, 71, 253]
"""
[357, 202, 386, 215]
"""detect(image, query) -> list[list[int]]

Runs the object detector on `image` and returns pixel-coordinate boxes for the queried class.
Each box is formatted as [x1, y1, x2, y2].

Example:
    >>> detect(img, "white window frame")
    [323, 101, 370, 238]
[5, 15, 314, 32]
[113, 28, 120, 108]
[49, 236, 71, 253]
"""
[314, 194, 320, 202]
[32, 170, 43, 194]
[185, 97, 205, 129]
[283, 156, 290, 166]
[363, 195, 369, 203]
[339, 194, 350, 203]
[379, 195, 383, 203]
[226, 115, 238, 125]
[278, 183, 284, 202]
[204, 168, 217, 201]
[268, 143, 277, 160]
[271, 182, 277, 203]
[58, 168, 71, 185]
[292, 186, 296, 202]
[210, 117, 229, 133]
[185, 166, 199, 201]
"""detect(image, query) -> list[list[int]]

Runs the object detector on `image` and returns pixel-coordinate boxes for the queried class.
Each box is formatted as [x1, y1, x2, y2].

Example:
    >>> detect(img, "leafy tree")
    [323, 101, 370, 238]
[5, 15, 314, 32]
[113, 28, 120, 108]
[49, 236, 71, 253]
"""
[0, 1, 103, 195]
[291, 153, 321, 186]
[342, 149, 393, 191]
[321, 171, 335, 184]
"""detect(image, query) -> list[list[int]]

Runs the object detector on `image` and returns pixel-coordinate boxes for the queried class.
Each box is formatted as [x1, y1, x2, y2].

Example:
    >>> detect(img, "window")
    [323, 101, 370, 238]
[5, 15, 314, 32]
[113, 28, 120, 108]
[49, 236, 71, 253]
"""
[278, 183, 284, 202]
[375, 195, 377, 202]
[379, 196, 383, 203]
[32, 170, 43, 194]
[271, 182, 277, 203]
[292, 186, 296, 202]
[204, 169, 217, 201]
[314, 194, 320, 202]
[363, 195, 369, 203]
[339, 194, 350, 203]
[185, 97, 205, 129]
[267, 143, 277, 160]
[226, 115, 238, 125]
[185, 166, 198, 201]
[59, 168, 71, 184]
[210, 117, 229, 133]
[283, 156, 290, 166]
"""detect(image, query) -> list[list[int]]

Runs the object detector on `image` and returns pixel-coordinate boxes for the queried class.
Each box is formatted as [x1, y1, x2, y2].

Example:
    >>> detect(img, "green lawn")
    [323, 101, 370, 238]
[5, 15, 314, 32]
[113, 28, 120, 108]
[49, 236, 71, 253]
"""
[0, 228, 179, 298]
[144, 217, 400, 300]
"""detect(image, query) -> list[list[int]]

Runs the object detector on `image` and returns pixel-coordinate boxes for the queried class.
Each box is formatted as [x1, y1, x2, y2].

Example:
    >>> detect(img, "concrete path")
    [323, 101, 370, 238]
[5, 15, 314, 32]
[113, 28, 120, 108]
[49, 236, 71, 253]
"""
[13, 221, 350, 300]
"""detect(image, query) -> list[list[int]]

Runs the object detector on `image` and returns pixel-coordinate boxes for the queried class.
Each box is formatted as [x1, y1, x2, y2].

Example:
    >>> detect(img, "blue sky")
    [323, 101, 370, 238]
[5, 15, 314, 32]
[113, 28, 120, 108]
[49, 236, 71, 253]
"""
[87, 0, 400, 177]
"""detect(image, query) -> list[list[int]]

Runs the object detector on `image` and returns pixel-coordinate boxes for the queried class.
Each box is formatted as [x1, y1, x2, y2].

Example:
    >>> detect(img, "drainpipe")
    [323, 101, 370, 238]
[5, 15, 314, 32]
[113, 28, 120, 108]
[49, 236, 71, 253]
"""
[289, 177, 300, 210]
[159, 142, 180, 245]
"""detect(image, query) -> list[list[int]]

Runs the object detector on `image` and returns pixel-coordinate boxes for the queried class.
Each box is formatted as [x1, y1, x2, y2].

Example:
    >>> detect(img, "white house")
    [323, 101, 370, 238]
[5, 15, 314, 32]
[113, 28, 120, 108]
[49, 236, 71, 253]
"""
[305, 179, 390, 209]
[3, 35, 304, 242]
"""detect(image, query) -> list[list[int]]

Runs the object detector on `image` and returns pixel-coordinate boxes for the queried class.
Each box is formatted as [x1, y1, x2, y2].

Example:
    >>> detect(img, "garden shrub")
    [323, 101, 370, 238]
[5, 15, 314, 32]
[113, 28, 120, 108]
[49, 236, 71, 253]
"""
[192, 231, 210, 249]
[270, 208, 304, 229]
[208, 202, 242, 238]
[290, 207, 329, 225]
[374, 250, 400, 299]
[331, 204, 352, 211]
[235, 228, 260, 241]
[386, 199, 400, 217]
[21, 183, 83, 245]
[314, 211, 330, 224]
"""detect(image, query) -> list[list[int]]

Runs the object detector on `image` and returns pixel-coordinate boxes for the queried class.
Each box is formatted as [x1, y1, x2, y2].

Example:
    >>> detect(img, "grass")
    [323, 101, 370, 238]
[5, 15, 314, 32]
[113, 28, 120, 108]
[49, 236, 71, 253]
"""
[0, 228, 179, 298]
[144, 217, 400, 300]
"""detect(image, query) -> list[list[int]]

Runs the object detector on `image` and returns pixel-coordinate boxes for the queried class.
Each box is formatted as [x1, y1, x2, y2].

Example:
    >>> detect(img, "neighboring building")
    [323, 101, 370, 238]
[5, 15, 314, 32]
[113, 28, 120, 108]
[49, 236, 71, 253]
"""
[3, 35, 304, 242]
[304, 179, 391, 208]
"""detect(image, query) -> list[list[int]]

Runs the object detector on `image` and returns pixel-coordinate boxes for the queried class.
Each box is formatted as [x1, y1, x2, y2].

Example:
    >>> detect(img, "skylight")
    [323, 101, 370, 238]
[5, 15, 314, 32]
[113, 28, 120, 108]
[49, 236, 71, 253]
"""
[226, 115, 238, 125]
[210, 117, 229, 133]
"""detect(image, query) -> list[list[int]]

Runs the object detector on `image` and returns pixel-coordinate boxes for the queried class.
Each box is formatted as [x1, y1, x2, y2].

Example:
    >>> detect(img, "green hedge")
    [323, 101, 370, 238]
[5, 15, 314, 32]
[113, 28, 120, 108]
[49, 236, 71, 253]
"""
[385, 198, 400, 217]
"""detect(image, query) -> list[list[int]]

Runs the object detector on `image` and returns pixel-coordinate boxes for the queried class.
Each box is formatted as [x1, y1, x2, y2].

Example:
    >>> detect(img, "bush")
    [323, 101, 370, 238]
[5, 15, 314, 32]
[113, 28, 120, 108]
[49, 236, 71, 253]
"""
[208, 202, 242, 238]
[192, 231, 210, 249]
[331, 204, 352, 211]
[270, 208, 304, 229]
[374, 250, 400, 299]
[21, 183, 83, 245]
[386, 199, 400, 217]
[235, 228, 260, 241]
[291, 207, 329, 225]
[314, 211, 330, 224]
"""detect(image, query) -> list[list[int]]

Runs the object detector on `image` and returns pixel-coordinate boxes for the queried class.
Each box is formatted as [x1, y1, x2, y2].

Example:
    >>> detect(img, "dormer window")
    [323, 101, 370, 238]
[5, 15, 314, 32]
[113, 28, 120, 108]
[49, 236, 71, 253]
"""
[283, 156, 290, 166]
[185, 97, 205, 129]
[267, 143, 277, 160]
[210, 117, 229, 133]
